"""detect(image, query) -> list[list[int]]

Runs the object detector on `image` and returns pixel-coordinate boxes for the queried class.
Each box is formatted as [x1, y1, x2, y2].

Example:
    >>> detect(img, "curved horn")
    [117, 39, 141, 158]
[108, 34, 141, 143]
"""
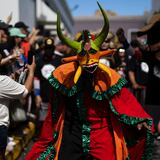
[57, 14, 81, 52]
[99, 49, 116, 58]
[93, 2, 109, 48]
[62, 56, 78, 63]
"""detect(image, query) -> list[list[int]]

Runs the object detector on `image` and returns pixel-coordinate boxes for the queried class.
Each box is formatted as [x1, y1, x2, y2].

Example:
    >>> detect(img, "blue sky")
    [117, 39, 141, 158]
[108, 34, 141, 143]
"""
[66, 0, 151, 16]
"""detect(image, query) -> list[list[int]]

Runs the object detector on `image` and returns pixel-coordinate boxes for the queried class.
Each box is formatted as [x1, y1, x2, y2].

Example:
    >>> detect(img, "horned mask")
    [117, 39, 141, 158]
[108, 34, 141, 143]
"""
[57, 2, 115, 84]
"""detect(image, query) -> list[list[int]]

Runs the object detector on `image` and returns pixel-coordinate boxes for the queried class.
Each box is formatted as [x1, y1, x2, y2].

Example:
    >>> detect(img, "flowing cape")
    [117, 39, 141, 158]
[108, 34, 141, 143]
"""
[26, 62, 154, 160]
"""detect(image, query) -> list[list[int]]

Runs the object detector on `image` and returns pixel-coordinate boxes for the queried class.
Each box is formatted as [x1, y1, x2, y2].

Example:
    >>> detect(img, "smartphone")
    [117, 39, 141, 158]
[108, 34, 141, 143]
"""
[27, 51, 35, 65]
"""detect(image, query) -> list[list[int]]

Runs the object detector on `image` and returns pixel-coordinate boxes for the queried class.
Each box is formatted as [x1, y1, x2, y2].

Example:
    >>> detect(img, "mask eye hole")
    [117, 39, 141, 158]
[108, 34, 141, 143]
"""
[79, 50, 86, 57]
[89, 48, 97, 54]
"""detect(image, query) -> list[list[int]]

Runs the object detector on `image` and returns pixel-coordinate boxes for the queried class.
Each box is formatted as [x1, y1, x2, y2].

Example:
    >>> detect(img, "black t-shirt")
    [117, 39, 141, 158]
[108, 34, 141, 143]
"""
[127, 56, 149, 85]
[34, 49, 57, 103]
[145, 60, 160, 105]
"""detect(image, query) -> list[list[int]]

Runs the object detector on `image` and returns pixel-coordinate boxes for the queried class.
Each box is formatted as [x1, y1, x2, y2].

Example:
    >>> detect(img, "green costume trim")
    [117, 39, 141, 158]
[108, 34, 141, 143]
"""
[37, 132, 57, 160]
[48, 75, 78, 97]
[76, 92, 91, 154]
[48, 75, 127, 99]
[36, 144, 55, 160]
[82, 123, 91, 154]
[108, 100, 154, 160]
[91, 78, 127, 100]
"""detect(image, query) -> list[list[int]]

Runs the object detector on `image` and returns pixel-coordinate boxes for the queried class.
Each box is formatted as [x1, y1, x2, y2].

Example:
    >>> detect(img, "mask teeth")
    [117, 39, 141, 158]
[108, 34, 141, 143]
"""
[83, 63, 98, 68]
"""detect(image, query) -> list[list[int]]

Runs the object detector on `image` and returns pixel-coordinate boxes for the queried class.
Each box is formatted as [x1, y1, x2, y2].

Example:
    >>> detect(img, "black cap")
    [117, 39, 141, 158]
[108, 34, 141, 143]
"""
[137, 13, 160, 36]
[0, 20, 9, 29]
[14, 21, 29, 29]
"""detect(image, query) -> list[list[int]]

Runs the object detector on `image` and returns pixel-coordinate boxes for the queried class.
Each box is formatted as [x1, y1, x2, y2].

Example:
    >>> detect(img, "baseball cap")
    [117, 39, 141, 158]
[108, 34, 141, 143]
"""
[9, 27, 26, 38]
[14, 21, 29, 29]
[137, 13, 160, 36]
[0, 20, 9, 29]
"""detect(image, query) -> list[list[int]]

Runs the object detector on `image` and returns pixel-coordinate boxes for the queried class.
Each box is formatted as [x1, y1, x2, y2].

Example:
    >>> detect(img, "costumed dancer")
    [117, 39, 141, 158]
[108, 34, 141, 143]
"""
[26, 2, 154, 160]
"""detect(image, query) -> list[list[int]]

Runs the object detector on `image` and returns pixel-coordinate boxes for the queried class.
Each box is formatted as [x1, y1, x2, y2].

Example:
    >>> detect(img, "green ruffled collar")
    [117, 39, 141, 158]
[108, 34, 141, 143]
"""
[48, 74, 127, 100]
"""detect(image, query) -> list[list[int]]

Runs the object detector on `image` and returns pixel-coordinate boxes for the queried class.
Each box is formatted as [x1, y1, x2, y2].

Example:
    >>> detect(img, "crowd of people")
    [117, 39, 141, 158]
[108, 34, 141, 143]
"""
[0, 8, 160, 160]
[0, 18, 73, 159]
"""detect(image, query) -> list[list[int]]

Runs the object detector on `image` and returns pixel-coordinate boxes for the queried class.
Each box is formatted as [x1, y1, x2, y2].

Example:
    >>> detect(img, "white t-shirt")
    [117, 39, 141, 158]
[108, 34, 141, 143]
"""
[0, 75, 28, 127]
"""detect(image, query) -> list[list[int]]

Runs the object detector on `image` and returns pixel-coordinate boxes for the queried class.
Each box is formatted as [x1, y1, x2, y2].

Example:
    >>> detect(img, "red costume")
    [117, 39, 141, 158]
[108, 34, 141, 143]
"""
[26, 2, 154, 160]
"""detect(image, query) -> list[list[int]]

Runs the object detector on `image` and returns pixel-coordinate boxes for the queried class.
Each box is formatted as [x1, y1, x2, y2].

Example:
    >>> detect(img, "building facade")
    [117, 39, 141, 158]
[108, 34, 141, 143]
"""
[73, 0, 160, 42]
[0, 0, 74, 35]
[74, 15, 147, 42]
[152, 0, 160, 13]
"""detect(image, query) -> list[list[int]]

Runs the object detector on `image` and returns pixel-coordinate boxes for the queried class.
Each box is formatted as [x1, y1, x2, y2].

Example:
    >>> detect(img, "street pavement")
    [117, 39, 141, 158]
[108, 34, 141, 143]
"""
[19, 136, 160, 159]
[153, 139, 160, 160]
[144, 104, 160, 160]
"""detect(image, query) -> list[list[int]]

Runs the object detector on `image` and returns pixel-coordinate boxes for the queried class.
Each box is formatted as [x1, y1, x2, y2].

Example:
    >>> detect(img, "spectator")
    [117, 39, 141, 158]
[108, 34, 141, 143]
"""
[116, 27, 134, 59]
[34, 37, 55, 122]
[53, 41, 67, 67]
[137, 13, 160, 134]
[0, 54, 36, 160]
[128, 39, 149, 105]
[15, 21, 39, 59]
[100, 32, 121, 67]
[9, 27, 27, 70]
[0, 21, 18, 75]
[0, 20, 9, 44]
[114, 48, 128, 78]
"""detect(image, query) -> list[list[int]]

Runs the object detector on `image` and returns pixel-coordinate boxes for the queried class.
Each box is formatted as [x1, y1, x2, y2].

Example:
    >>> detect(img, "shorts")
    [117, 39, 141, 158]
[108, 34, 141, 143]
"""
[0, 125, 8, 150]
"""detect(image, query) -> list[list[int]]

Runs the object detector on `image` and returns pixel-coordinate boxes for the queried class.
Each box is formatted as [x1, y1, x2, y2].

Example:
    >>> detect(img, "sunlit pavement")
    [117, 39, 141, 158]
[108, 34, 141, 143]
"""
[18, 136, 160, 159]
[18, 140, 33, 160]
[18, 140, 160, 160]
[144, 104, 160, 160]
[153, 140, 160, 159]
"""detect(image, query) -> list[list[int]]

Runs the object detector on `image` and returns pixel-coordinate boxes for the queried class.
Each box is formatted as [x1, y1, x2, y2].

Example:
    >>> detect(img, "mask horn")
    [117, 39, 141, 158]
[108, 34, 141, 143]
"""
[62, 56, 78, 63]
[93, 2, 109, 48]
[57, 14, 81, 52]
[99, 49, 116, 58]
